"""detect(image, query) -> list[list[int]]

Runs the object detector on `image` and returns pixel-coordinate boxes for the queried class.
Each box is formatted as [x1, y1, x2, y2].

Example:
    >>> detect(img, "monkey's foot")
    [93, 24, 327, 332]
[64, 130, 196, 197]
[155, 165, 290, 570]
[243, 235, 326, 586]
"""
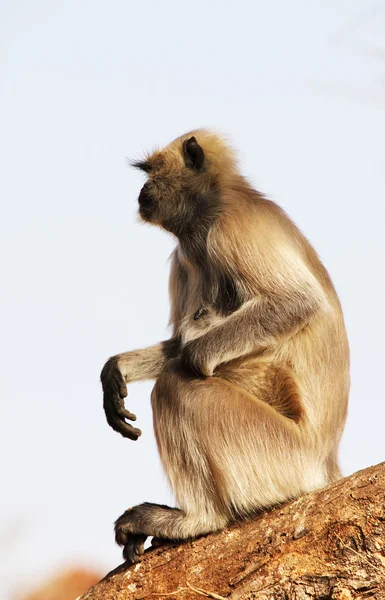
[115, 503, 184, 561]
[122, 533, 147, 564]
[115, 508, 147, 563]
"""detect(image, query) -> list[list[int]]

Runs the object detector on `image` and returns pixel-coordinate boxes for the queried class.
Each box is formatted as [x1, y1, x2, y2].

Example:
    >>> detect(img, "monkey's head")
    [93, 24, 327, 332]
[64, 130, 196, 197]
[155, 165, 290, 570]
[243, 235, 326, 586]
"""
[131, 130, 238, 238]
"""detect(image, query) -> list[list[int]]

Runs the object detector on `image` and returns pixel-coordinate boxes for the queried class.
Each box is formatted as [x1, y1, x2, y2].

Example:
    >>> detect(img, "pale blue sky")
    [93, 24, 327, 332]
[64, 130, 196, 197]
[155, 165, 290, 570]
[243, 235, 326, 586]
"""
[1, 1, 385, 597]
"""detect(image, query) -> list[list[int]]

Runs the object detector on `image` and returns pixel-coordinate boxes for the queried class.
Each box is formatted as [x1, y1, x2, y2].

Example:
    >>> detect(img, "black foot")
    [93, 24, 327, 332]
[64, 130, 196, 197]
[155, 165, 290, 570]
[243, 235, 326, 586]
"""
[123, 533, 147, 564]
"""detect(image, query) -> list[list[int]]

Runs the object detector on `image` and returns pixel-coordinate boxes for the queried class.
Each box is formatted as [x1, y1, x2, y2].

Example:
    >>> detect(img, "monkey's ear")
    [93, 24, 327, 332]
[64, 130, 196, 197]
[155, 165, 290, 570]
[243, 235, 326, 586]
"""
[130, 159, 152, 173]
[183, 137, 205, 170]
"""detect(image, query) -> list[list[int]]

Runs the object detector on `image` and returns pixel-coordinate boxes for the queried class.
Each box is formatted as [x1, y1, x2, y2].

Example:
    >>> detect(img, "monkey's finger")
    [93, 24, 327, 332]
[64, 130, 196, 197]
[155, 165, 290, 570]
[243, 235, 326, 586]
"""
[114, 402, 137, 422]
[106, 411, 142, 439]
[107, 392, 137, 421]
[104, 395, 142, 439]
[119, 381, 128, 399]
[117, 422, 142, 440]
[109, 414, 142, 440]
[109, 378, 127, 400]
[104, 391, 136, 421]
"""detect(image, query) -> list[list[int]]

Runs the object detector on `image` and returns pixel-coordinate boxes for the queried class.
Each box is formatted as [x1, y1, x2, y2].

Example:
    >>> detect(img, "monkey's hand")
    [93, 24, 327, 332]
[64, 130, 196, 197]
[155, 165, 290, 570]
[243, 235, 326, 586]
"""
[101, 357, 142, 440]
[180, 338, 214, 378]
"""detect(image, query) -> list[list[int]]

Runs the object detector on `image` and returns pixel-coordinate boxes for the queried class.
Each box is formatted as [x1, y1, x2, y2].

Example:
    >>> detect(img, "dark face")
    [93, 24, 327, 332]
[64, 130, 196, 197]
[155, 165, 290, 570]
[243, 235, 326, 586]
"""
[135, 136, 218, 238]
[138, 179, 196, 236]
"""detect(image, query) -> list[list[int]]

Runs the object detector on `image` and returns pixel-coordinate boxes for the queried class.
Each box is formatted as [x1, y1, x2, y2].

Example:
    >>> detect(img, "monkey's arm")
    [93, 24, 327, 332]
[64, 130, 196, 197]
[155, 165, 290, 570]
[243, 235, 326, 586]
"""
[181, 273, 326, 377]
[101, 338, 180, 439]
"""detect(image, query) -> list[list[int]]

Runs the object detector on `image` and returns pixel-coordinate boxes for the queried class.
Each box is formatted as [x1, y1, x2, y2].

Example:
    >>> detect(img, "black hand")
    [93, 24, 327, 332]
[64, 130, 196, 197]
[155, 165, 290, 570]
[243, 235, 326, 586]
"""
[100, 357, 142, 440]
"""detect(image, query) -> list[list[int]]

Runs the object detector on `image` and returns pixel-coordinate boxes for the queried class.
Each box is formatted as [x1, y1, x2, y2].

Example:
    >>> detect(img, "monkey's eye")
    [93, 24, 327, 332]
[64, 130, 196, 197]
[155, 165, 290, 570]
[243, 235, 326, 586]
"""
[130, 159, 152, 173]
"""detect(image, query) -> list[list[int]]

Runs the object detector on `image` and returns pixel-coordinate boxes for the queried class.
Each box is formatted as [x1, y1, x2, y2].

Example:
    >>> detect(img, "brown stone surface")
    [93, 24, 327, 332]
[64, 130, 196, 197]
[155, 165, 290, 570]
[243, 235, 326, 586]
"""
[81, 463, 385, 599]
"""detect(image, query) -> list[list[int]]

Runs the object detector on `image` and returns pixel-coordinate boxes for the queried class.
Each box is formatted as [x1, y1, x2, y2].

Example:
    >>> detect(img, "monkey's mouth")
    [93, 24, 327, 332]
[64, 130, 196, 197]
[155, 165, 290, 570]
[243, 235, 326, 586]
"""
[139, 205, 155, 221]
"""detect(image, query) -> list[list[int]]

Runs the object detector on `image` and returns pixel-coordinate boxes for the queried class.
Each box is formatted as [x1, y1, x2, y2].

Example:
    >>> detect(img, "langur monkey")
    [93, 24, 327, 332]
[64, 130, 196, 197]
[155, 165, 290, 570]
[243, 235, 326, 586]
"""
[101, 130, 350, 564]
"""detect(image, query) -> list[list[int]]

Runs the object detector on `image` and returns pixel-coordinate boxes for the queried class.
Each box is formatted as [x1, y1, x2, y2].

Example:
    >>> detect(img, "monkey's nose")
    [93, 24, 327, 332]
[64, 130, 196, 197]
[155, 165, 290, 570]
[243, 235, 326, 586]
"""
[138, 183, 153, 208]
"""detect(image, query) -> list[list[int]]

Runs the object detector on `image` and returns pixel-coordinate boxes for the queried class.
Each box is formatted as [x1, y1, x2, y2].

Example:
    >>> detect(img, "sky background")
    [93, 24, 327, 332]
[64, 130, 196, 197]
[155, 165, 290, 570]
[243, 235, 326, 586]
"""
[1, 1, 385, 597]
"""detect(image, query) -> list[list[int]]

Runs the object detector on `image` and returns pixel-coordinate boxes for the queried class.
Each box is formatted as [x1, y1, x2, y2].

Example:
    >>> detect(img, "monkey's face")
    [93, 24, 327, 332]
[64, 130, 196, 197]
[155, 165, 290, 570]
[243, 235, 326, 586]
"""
[132, 132, 230, 238]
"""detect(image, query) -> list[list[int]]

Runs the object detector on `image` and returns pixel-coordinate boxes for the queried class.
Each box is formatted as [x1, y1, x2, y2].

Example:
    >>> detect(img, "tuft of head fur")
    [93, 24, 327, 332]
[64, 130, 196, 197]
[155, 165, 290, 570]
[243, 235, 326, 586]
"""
[132, 130, 239, 237]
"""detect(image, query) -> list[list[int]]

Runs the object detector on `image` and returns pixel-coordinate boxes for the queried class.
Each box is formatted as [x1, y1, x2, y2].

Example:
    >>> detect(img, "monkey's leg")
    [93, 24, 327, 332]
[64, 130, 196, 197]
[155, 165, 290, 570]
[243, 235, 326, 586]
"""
[115, 362, 230, 561]
[152, 362, 327, 530]
[115, 362, 326, 563]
